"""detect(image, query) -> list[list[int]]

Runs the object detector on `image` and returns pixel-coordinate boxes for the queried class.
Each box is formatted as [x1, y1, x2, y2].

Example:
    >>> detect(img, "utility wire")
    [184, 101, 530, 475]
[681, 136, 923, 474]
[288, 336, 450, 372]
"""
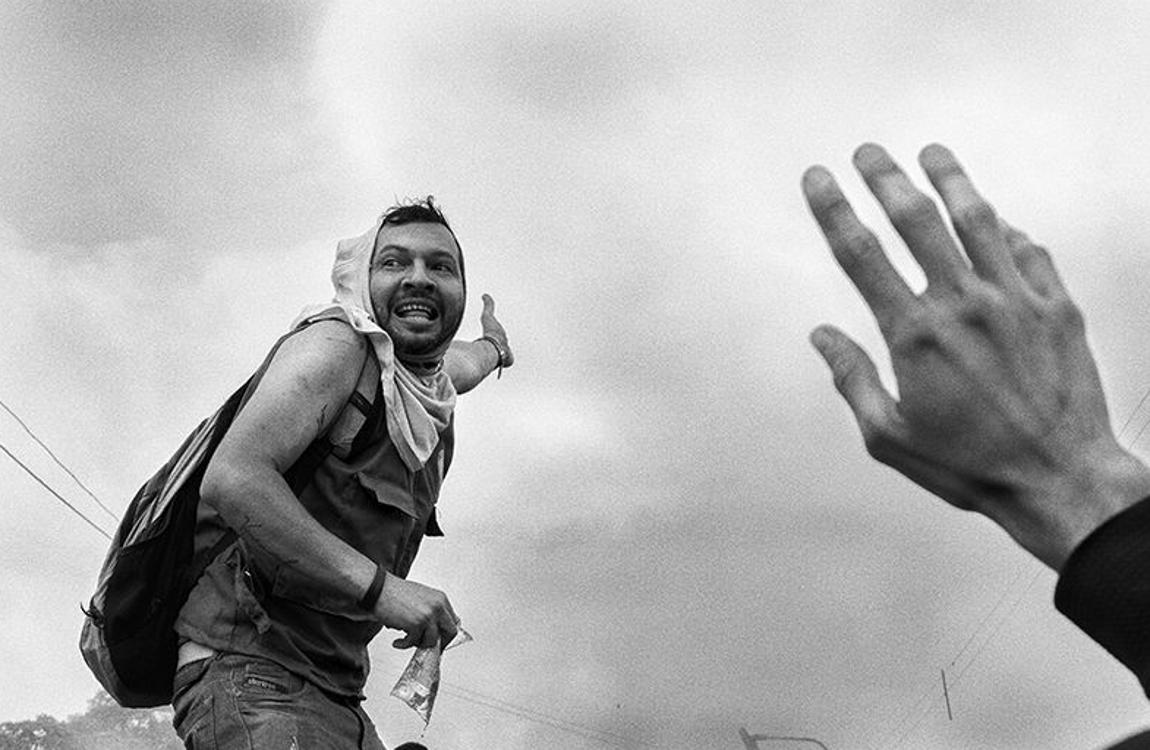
[441, 682, 648, 748]
[950, 569, 1044, 684]
[877, 385, 1150, 748]
[944, 563, 1036, 675]
[0, 423, 644, 747]
[872, 565, 1042, 749]
[1, 440, 112, 540]
[0, 396, 119, 521]
[1128, 416, 1150, 451]
[880, 561, 1046, 747]
[443, 682, 642, 745]
[1119, 384, 1150, 441]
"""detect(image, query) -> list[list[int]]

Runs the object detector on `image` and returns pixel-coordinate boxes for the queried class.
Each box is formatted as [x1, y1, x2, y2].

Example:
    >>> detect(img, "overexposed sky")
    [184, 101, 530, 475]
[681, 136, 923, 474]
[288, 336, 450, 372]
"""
[4, 2, 1150, 748]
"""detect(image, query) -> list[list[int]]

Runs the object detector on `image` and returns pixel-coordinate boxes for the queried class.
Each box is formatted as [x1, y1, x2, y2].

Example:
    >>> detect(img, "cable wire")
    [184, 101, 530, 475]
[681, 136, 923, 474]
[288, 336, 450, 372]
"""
[0, 396, 119, 521]
[0, 440, 112, 540]
[875, 385, 1150, 748]
[440, 682, 648, 748]
[444, 681, 642, 745]
[1119, 384, 1150, 441]
[0, 426, 647, 746]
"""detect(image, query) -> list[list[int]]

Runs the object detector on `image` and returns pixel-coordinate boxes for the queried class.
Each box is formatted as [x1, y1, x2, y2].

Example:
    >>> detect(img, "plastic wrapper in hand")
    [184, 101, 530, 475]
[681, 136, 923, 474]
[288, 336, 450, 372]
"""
[390, 625, 471, 724]
[390, 647, 440, 724]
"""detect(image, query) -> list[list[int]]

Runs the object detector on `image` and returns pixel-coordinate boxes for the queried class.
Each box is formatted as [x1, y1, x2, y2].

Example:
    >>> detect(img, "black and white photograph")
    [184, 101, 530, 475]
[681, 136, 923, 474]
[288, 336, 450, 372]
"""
[4, 2, 1150, 748]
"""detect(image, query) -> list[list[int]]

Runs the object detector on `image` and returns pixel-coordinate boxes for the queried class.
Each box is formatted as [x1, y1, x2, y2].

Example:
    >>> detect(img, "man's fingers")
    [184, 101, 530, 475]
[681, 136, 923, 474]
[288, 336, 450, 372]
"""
[439, 614, 459, 650]
[853, 143, 968, 288]
[803, 166, 916, 333]
[918, 144, 1021, 288]
[437, 596, 460, 649]
[809, 325, 901, 452]
[420, 623, 441, 650]
[394, 624, 441, 650]
[478, 292, 514, 368]
[1001, 220, 1069, 299]
[480, 293, 502, 332]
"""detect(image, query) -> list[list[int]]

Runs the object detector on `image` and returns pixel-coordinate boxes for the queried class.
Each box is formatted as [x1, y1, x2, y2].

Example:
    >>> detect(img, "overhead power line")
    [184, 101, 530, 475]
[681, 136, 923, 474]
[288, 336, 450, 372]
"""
[0, 440, 112, 540]
[0, 407, 644, 747]
[873, 385, 1150, 749]
[0, 396, 119, 521]
[441, 682, 649, 748]
[1119, 383, 1150, 442]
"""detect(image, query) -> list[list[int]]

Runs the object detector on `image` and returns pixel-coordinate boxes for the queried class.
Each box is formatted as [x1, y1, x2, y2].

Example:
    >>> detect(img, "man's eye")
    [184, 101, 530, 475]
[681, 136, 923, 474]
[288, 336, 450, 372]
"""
[380, 258, 403, 268]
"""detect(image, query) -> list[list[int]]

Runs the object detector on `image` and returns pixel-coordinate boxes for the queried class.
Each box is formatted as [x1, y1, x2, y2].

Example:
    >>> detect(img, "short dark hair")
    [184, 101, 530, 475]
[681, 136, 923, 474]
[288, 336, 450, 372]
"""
[378, 196, 464, 284]
[393, 744, 429, 750]
[381, 195, 458, 245]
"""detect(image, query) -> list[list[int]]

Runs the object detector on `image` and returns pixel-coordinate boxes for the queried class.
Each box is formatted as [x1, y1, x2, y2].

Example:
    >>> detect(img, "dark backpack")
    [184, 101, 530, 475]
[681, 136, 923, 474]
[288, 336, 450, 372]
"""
[80, 327, 381, 708]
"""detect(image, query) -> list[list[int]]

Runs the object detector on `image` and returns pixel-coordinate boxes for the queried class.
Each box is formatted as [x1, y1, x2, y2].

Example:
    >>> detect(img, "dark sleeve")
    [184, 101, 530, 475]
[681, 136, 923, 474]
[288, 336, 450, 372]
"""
[1055, 495, 1150, 697]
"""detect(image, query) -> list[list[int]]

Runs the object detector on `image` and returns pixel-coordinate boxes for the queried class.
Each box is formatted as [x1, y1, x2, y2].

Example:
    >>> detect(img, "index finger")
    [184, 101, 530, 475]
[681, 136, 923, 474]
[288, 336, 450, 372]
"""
[803, 165, 916, 333]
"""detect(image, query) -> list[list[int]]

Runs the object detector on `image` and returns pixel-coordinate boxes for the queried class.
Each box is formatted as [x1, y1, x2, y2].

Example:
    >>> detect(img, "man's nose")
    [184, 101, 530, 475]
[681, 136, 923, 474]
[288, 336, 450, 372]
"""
[402, 260, 435, 289]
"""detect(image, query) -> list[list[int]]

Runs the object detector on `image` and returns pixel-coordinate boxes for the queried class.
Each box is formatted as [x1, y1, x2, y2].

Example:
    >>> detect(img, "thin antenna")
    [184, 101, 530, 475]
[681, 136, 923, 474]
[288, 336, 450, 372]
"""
[941, 669, 953, 721]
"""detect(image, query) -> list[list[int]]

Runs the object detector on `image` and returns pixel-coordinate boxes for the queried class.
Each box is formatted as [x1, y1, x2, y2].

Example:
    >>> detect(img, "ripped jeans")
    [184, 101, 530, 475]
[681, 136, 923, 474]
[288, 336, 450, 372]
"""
[171, 653, 386, 750]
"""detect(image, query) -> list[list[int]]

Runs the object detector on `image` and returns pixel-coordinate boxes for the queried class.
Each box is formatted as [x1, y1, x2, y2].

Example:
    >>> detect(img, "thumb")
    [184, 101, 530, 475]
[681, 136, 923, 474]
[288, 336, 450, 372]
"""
[809, 325, 899, 442]
[481, 293, 495, 319]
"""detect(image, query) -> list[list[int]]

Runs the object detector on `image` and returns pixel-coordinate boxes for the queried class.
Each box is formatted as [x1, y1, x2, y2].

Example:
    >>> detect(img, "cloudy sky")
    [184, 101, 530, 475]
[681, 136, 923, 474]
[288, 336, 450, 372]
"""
[4, 2, 1150, 748]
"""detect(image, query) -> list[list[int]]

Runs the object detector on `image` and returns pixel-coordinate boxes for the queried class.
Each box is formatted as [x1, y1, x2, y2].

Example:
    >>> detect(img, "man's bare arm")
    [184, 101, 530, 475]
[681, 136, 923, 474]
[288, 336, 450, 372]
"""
[445, 293, 515, 393]
[201, 320, 458, 648]
[805, 143, 1150, 570]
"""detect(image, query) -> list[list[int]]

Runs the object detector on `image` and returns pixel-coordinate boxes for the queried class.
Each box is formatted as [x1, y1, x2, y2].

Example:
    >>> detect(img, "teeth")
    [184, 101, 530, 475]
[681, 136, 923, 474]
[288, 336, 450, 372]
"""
[396, 302, 435, 318]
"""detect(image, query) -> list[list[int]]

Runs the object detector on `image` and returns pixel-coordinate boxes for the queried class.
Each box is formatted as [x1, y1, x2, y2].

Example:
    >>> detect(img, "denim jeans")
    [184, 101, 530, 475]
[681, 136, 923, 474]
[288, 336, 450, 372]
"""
[171, 653, 385, 750]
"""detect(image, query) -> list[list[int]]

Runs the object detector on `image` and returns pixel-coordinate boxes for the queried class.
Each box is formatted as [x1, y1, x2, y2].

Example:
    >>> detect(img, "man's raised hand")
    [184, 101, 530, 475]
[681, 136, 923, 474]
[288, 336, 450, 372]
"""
[480, 293, 514, 370]
[806, 143, 1150, 569]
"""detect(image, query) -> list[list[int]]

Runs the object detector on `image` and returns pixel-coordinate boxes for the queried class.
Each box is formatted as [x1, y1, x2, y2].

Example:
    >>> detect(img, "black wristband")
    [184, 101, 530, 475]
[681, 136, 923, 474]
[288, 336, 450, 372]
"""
[358, 564, 386, 612]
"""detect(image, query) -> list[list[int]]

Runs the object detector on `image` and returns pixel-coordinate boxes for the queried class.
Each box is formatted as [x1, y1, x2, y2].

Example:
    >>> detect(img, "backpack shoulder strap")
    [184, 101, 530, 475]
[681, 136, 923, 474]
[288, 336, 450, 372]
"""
[281, 344, 380, 492]
[328, 348, 382, 461]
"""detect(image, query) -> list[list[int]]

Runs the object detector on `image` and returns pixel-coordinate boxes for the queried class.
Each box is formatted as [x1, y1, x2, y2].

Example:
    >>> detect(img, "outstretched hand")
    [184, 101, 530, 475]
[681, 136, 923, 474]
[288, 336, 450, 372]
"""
[806, 143, 1150, 570]
[443, 293, 515, 393]
[479, 293, 515, 370]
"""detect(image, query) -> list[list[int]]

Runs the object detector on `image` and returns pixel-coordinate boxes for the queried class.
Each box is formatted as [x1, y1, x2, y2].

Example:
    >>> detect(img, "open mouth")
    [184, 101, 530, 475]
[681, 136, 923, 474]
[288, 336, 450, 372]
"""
[393, 301, 439, 321]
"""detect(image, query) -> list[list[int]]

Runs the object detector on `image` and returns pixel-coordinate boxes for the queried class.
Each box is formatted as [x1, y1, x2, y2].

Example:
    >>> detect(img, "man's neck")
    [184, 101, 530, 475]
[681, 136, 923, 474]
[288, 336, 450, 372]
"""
[398, 357, 444, 377]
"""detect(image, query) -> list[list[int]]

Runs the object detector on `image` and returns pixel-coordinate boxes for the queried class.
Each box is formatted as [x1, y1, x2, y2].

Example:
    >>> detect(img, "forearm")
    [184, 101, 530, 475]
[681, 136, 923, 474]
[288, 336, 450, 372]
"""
[203, 462, 377, 616]
[444, 338, 501, 394]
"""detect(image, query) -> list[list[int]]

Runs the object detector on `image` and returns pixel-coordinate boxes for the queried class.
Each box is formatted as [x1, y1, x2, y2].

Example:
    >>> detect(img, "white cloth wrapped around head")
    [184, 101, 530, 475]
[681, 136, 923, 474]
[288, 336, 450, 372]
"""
[291, 208, 462, 471]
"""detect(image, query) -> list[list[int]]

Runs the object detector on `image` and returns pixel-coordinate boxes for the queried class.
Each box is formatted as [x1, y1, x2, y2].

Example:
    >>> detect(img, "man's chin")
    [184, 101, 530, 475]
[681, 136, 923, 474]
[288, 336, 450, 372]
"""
[385, 315, 462, 363]
[389, 332, 451, 363]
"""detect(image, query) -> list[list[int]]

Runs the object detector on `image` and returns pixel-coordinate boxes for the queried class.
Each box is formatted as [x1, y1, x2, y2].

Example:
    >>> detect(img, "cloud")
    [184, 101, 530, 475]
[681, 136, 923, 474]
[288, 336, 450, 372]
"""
[8, 2, 1150, 747]
[0, 1, 340, 250]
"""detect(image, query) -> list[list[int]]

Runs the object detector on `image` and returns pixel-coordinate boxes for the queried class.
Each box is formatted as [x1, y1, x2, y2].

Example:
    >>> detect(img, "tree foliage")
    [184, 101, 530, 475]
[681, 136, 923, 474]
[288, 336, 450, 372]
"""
[0, 691, 180, 750]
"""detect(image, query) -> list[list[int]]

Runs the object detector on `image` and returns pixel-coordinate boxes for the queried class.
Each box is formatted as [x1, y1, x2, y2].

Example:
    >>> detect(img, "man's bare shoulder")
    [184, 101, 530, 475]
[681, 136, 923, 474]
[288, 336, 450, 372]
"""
[268, 318, 370, 396]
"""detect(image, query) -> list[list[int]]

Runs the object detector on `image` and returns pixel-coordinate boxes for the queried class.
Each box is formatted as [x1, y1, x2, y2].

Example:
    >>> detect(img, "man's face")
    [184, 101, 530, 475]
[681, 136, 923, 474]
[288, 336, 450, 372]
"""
[369, 222, 465, 361]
